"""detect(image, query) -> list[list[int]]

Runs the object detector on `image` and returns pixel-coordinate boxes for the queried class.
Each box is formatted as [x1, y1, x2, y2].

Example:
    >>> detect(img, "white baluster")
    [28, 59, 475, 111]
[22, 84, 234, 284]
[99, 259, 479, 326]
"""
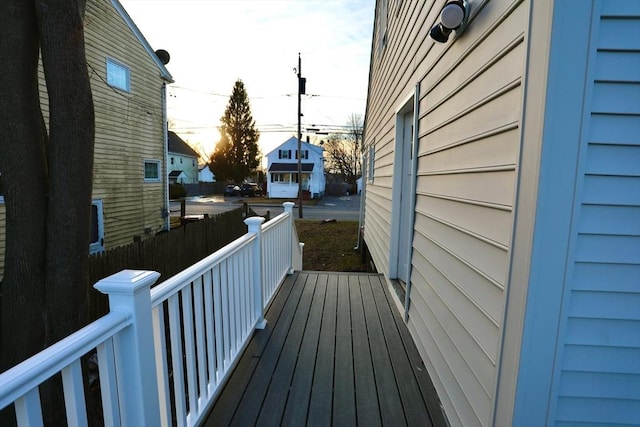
[245, 216, 267, 329]
[94, 270, 161, 427]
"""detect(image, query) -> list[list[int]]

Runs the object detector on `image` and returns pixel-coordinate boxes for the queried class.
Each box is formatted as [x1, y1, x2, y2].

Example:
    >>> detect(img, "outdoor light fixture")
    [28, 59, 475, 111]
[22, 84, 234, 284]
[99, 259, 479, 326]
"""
[429, 0, 468, 43]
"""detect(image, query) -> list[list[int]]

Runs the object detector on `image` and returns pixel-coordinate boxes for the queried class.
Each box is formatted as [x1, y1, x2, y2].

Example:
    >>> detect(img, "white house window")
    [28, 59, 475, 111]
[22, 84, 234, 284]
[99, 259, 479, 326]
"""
[106, 58, 130, 92]
[279, 150, 291, 159]
[295, 150, 309, 159]
[144, 160, 161, 182]
[271, 173, 289, 182]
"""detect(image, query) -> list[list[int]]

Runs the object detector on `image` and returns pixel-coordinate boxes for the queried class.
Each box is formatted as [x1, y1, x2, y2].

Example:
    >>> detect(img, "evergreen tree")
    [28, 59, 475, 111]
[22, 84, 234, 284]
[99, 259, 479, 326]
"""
[209, 80, 260, 182]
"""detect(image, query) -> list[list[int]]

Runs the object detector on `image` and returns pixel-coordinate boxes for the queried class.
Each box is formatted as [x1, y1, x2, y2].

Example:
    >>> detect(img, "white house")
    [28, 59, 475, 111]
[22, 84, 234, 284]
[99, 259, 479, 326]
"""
[266, 137, 325, 199]
[362, 1, 640, 426]
[198, 164, 216, 183]
[167, 130, 199, 184]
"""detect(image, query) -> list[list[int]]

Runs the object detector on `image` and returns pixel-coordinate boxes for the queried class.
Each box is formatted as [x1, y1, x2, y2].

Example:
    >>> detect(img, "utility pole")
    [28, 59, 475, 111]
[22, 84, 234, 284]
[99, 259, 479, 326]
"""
[296, 53, 305, 219]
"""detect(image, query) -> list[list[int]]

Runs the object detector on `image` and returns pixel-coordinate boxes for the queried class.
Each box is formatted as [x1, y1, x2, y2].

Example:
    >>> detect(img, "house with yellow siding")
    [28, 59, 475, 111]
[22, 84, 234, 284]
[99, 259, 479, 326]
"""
[362, 1, 639, 426]
[0, 0, 173, 279]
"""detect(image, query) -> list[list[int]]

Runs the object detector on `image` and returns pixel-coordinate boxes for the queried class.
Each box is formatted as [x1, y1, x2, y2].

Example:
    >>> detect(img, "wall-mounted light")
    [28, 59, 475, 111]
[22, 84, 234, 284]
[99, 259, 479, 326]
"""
[429, 0, 469, 43]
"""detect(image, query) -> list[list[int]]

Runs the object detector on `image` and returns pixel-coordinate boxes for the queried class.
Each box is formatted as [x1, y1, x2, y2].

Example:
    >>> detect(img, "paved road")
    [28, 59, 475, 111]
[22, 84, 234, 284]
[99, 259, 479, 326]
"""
[170, 195, 362, 221]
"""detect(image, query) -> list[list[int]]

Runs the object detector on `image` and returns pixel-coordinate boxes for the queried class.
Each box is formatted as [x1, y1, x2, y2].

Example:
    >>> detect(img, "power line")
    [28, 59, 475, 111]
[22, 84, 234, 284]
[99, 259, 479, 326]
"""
[169, 85, 365, 102]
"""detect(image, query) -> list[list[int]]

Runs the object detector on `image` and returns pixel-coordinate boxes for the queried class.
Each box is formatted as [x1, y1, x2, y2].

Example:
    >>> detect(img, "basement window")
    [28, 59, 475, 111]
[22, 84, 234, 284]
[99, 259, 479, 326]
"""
[144, 160, 161, 182]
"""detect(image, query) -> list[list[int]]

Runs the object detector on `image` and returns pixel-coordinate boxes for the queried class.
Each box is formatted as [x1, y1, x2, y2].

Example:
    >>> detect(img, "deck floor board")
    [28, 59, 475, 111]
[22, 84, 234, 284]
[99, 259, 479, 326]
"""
[204, 271, 439, 427]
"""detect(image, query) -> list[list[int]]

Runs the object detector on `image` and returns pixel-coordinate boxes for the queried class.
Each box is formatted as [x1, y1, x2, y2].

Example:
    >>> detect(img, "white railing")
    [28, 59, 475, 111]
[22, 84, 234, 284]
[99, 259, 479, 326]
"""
[0, 202, 302, 427]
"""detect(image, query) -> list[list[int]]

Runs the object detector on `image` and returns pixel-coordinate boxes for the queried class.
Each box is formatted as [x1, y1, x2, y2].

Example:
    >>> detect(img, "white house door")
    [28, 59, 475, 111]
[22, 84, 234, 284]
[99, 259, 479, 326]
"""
[396, 111, 414, 284]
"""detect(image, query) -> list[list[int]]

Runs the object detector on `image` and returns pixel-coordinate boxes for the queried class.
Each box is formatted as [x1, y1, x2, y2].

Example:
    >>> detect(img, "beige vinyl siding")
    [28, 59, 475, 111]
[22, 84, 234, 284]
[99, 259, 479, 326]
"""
[363, 0, 527, 425]
[85, 0, 166, 247]
[0, 0, 166, 279]
[364, 0, 436, 277]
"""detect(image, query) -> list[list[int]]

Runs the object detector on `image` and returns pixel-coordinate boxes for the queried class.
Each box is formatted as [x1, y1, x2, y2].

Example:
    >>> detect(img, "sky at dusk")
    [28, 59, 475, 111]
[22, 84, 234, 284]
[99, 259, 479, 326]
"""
[119, 0, 376, 161]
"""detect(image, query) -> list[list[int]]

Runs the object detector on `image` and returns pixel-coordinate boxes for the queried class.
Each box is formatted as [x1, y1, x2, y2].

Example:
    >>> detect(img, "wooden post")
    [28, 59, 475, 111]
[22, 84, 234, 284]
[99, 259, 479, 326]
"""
[94, 270, 161, 426]
[244, 217, 266, 329]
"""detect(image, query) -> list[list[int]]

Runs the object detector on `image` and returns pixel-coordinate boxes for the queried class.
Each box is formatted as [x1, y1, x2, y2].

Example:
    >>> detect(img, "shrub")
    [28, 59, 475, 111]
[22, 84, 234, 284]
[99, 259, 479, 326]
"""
[169, 183, 186, 199]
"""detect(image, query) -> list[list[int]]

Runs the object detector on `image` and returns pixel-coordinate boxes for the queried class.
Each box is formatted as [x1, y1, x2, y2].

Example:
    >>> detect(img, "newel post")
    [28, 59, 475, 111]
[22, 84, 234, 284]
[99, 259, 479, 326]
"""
[94, 270, 161, 427]
[245, 216, 267, 329]
[283, 202, 295, 274]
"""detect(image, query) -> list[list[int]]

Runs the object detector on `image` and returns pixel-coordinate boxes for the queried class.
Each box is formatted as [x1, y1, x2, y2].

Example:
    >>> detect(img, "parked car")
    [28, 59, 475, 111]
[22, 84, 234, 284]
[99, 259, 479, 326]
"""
[240, 183, 263, 197]
[224, 184, 240, 197]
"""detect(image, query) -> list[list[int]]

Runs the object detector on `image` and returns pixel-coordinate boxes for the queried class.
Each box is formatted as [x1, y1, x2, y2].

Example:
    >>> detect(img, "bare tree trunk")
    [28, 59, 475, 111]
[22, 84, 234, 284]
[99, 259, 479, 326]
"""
[37, 0, 94, 347]
[0, 2, 48, 425]
[0, 0, 93, 423]
[0, 0, 48, 373]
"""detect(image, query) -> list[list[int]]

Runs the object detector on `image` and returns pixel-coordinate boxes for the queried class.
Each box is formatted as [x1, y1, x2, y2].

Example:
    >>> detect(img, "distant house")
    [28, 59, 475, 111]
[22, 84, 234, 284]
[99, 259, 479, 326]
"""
[362, 1, 640, 426]
[0, 0, 173, 279]
[198, 164, 216, 183]
[167, 131, 199, 184]
[266, 137, 325, 199]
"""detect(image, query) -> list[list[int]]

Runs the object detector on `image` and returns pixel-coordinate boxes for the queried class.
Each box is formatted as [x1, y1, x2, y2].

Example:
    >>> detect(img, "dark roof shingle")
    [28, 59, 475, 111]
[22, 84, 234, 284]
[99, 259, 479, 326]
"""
[168, 131, 199, 158]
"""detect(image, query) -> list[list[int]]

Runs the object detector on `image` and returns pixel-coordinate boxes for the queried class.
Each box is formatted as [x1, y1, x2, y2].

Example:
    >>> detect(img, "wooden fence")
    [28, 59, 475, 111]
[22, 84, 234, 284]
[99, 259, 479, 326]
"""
[87, 207, 256, 319]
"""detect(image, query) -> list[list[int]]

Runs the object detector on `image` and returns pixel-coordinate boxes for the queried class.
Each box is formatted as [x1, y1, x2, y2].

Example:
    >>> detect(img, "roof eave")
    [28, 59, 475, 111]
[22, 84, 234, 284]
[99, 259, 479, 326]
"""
[110, 0, 175, 83]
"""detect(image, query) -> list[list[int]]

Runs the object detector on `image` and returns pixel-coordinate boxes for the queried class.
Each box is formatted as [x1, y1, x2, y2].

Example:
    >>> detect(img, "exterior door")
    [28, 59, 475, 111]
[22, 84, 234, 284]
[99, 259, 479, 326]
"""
[396, 111, 414, 283]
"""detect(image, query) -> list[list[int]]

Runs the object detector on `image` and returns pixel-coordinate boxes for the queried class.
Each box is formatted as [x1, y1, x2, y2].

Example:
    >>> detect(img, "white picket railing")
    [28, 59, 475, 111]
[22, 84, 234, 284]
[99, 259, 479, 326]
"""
[0, 202, 302, 427]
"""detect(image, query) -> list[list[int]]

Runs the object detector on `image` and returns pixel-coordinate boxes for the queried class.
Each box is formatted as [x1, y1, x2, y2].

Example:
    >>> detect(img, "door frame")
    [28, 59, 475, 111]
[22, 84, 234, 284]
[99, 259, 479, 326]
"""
[388, 85, 420, 320]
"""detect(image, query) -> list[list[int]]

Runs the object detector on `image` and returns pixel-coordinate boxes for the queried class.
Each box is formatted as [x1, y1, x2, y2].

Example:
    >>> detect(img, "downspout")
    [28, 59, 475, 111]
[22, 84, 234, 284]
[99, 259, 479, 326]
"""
[162, 82, 170, 230]
[354, 150, 366, 250]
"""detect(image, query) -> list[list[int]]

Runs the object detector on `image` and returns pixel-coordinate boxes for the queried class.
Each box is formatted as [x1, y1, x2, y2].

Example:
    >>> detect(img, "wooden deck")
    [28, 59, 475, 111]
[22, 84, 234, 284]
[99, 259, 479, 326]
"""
[204, 271, 445, 427]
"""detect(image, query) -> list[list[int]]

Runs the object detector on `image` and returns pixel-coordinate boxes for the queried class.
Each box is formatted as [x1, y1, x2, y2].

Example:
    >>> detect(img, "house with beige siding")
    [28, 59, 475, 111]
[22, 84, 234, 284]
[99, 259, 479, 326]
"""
[361, 1, 640, 426]
[0, 0, 173, 279]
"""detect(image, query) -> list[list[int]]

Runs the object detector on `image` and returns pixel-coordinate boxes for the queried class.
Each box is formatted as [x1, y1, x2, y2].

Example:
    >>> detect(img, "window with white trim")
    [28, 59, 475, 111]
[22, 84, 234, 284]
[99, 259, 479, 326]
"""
[295, 150, 309, 159]
[144, 160, 161, 182]
[106, 58, 130, 92]
[271, 173, 290, 182]
[89, 199, 105, 254]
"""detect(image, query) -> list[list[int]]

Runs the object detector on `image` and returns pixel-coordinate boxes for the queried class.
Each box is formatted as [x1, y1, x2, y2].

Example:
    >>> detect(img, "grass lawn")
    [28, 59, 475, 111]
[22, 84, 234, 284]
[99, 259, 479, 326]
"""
[295, 219, 367, 272]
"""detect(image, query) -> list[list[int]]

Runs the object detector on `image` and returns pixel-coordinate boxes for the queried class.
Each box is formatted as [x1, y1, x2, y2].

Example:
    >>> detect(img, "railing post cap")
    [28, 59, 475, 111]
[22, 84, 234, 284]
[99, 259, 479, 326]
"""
[244, 216, 266, 227]
[94, 270, 161, 295]
[282, 202, 295, 209]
